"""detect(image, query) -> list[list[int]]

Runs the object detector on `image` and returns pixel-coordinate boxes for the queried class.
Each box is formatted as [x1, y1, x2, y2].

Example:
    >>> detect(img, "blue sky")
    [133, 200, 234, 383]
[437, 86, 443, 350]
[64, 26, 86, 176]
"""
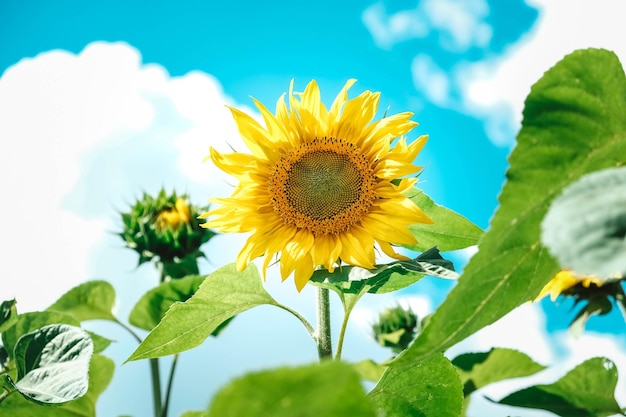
[2, 1, 626, 416]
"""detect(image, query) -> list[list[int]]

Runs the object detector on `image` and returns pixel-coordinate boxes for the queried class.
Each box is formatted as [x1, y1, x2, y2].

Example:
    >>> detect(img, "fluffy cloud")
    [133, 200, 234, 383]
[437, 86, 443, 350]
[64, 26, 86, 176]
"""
[365, 0, 626, 146]
[457, 0, 626, 145]
[362, 0, 491, 51]
[0, 42, 247, 312]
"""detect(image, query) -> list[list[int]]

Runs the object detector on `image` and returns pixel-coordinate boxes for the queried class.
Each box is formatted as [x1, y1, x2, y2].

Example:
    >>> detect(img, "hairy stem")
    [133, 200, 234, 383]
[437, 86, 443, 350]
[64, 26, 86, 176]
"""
[316, 287, 333, 360]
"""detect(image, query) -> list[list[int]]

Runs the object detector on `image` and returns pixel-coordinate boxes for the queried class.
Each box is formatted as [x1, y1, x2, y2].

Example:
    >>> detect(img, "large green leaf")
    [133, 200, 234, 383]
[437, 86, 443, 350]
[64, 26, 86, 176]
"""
[452, 348, 545, 396]
[496, 357, 622, 417]
[405, 189, 483, 252]
[46, 280, 116, 322]
[2, 311, 80, 357]
[13, 324, 93, 404]
[368, 353, 463, 417]
[129, 274, 206, 331]
[207, 361, 376, 417]
[397, 48, 626, 365]
[1, 354, 114, 416]
[127, 263, 276, 361]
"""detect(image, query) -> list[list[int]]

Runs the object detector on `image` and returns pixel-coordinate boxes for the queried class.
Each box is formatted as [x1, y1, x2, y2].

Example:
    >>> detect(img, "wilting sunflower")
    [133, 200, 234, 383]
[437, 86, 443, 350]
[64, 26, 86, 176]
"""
[202, 79, 432, 290]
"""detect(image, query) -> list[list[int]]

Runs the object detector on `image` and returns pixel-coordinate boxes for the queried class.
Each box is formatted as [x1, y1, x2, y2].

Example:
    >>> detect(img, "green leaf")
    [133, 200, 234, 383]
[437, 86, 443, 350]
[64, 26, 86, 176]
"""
[368, 353, 463, 417]
[396, 48, 626, 365]
[129, 275, 205, 331]
[452, 348, 545, 396]
[13, 324, 93, 404]
[352, 359, 387, 382]
[0, 299, 18, 333]
[207, 361, 376, 417]
[2, 311, 80, 358]
[86, 331, 112, 353]
[127, 263, 276, 361]
[496, 357, 622, 417]
[180, 412, 209, 417]
[405, 189, 484, 252]
[46, 280, 116, 322]
[1, 354, 115, 416]
[310, 247, 457, 298]
[541, 166, 626, 278]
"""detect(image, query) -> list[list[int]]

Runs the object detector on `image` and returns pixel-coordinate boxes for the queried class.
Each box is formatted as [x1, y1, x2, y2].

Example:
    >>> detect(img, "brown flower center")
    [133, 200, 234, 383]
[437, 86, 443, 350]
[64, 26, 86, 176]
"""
[268, 137, 377, 236]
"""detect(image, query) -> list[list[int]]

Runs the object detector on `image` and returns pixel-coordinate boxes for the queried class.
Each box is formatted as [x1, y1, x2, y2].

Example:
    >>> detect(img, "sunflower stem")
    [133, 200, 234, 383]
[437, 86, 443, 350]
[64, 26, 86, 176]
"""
[316, 287, 333, 360]
[160, 354, 179, 417]
[334, 302, 355, 361]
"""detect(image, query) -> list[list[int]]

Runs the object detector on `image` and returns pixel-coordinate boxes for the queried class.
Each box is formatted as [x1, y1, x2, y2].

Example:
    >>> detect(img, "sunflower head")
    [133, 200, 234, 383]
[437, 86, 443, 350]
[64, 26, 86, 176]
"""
[120, 189, 216, 279]
[202, 79, 432, 290]
[536, 269, 604, 302]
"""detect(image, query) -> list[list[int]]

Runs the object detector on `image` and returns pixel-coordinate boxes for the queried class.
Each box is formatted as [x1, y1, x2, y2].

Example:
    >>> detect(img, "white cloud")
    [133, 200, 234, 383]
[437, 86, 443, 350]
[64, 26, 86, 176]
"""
[411, 54, 452, 106]
[0, 42, 247, 312]
[362, 0, 491, 52]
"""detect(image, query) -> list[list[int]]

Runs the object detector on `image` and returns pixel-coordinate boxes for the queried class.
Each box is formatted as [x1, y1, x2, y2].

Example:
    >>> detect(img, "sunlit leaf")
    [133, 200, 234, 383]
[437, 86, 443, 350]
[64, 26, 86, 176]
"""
[368, 353, 463, 417]
[405, 189, 483, 252]
[496, 357, 622, 417]
[397, 48, 626, 365]
[452, 348, 545, 396]
[1, 354, 114, 416]
[352, 359, 387, 383]
[46, 280, 116, 322]
[13, 324, 93, 404]
[2, 311, 80, 357]
[127, 263, 275, 361]
[207, 361, 376, 417]
[129, 275, 205, 331]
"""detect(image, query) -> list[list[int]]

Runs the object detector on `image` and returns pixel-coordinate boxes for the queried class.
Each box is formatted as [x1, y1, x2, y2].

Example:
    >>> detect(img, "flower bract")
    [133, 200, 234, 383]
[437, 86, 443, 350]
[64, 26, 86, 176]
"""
[202, 79, 432, 290]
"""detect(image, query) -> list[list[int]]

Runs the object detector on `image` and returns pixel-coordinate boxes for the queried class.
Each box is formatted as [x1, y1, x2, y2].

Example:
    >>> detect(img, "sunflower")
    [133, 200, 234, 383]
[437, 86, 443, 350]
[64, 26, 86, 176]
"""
[536, 269, 604, 301]
[202, 79, 432, 290]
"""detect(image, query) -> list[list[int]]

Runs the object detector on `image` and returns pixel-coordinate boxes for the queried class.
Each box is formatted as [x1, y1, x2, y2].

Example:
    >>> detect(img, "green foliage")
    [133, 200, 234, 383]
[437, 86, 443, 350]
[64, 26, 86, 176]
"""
[207, 361, 377, 417]
[310, 247, 456, 309]
[13, 324, 93, 404]
[352, 359, 386, 382]
[496, 357, 623, 417]
[0, 300, 18, 333]
[1, 354, 115, 416]
[368, 353, 463, 417]
[542, 166, 626, 278]
[404, 189, 484, 252]
[2, 311, 80, 357]
[129, 275, 206, 331]
[452, 348, 545, 396]
[397, 48, 626, 365]
[47, 280, 116, 322]
[127, 264, 276, 361]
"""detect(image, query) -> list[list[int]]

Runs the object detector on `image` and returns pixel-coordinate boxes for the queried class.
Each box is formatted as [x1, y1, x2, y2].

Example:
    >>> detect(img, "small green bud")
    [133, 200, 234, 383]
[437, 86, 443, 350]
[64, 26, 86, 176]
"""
[372, 303, 419, 354]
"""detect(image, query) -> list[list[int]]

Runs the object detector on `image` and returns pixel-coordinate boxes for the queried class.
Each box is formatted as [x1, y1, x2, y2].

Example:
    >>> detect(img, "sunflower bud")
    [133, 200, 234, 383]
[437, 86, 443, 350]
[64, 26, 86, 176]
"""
[119, 189, 216, 279]
[372, 304, 419, 354]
